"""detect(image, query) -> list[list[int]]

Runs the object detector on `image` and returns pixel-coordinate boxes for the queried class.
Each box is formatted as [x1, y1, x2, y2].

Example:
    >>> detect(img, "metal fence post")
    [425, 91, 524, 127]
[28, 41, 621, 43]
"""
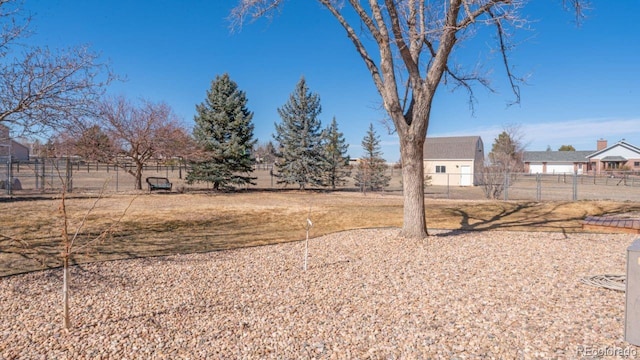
[572, 172, 578, 201]
[40, 159, 45, 191]
[35, 158, 39, 190]
[503, 172, 509, 201]
[66, 158, 73, 193]
[536, 174, 541, 201]
[5, 161, 10, 195]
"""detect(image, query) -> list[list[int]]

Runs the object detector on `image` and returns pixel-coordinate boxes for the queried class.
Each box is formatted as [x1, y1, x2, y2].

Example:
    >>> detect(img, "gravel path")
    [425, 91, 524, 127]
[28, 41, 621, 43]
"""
[1, 229, 639, 359]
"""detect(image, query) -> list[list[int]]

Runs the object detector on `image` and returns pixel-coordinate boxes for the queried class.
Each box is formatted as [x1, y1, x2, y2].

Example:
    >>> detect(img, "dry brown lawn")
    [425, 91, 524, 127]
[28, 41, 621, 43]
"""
[1, 190, 638, 277]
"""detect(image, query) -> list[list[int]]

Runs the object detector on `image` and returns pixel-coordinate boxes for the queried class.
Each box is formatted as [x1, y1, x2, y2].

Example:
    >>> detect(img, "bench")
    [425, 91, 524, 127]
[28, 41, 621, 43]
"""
[146, 177, 172, 192]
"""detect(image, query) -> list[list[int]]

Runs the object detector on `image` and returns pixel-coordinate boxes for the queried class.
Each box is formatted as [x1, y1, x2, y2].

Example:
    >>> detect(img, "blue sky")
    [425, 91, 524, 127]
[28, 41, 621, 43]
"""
[22, 1, 640, 162]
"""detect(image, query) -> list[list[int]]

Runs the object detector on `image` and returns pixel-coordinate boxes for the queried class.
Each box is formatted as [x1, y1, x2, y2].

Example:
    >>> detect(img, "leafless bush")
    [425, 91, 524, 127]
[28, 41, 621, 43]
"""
[480, 166, 505, 200]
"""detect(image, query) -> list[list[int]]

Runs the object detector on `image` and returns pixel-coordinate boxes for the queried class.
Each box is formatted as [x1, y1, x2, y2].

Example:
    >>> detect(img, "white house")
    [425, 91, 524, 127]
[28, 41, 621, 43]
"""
[587, 139, 640, 174]
[423, 136, 484, 186]
[523, 139, 640, 175]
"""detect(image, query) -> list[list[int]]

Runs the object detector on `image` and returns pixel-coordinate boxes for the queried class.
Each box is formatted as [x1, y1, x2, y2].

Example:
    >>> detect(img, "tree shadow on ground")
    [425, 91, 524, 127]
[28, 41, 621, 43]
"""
[434, 201, 635, 237]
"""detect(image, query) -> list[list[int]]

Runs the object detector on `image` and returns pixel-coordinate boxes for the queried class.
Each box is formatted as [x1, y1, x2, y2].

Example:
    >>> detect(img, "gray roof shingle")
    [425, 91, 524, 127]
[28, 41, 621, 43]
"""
[523, 151, 594, 163]
[423, 136, 483, 160]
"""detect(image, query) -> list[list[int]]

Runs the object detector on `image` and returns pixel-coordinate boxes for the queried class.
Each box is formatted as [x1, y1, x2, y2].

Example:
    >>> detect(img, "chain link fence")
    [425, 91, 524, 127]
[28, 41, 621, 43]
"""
[2, 159, 639, 202]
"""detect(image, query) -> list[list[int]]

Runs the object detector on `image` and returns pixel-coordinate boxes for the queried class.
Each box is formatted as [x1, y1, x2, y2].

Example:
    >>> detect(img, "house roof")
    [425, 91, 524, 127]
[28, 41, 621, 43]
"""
[523, 150, 594, 163]
[587, 140, 640, 158]
[423, 136, 482, 160]
[601, 155, 627, 161]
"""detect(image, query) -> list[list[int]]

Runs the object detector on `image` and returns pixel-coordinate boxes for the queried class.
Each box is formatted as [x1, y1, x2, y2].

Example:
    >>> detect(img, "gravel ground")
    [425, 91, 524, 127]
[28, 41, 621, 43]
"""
[1, 228, 639, 359]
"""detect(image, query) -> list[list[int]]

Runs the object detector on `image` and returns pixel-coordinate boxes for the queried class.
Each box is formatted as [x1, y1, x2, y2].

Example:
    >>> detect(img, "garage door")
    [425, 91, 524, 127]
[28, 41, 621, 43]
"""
[547, 164, 574, 174]
[529, 164, 543, 174]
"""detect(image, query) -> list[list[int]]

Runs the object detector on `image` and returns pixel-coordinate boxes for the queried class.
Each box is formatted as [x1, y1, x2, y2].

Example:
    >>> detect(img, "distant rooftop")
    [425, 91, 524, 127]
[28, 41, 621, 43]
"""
[424, 136, 483, 160]
[523, 150, 595, 163]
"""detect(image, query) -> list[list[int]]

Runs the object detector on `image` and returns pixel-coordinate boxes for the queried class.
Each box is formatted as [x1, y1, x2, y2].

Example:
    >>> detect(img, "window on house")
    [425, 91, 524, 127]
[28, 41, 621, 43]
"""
[635, 161, 640, 167]
[436, 165, 446, 173]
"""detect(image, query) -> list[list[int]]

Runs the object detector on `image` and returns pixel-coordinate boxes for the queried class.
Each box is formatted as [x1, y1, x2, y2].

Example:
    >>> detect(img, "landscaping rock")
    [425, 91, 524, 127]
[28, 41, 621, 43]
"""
[0, 229, 638, 358]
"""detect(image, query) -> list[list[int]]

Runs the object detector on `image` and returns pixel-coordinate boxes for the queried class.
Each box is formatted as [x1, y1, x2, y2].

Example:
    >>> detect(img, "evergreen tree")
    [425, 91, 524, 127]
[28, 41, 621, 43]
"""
[488, 127, 524, 173]
[322, 117, 351, 189]
[273, 77, 326, 189]
[187, 73, 256, 190]
[354, 123, 390, 192]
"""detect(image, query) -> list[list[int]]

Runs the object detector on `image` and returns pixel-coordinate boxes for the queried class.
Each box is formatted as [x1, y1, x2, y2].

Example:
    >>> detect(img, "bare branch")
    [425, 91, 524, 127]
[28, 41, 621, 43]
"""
[228, 0, 595, 238]
[0, 0, 115, 136]
[318, 1, 386, 97]
[90, 96, 192, 190]
[229, 0, 284, 31]
[0, 0, 31, 56]
[0, 45, 113, 136]
[563, 0, 590, 25]
[488, 8, 522, 106]
[69, 181, 109, 251]
[442, 63, 494, 114]
[74, 191, 137, 254]
[385, 0, 421, 82]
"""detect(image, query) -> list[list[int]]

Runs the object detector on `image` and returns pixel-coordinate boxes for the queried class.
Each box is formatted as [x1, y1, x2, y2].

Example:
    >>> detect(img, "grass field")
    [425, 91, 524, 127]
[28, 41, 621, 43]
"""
[1, 191, 639, 277]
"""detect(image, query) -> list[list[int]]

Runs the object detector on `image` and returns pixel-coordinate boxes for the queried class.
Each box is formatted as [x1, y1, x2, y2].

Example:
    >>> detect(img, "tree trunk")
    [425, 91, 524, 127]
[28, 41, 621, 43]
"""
[63, 257, 71, 329]
[135, 163, 143, 190]
[399, 136, 428, 239]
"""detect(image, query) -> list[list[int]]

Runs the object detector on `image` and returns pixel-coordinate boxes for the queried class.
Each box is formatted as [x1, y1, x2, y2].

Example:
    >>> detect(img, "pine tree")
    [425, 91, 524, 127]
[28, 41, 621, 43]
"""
[322, 117, 350, 189]
[273, 77, 326, 189]
[354, 123, 390, 192]
[187, 73, 256, 190]
[488, 127, 524, 173]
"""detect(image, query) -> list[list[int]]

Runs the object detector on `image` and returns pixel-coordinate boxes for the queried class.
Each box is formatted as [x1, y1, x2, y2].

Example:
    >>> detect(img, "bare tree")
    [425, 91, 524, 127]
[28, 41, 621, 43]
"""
[479, 161, 506, 199]
[481, 124, 526, 199]
[58, 180, 135, 329]
[95, 96, 193, 190]
[0, 47, 112, 135]
[1, 164, 135, 329]
[231, 0, 586, 238]
[0, 1, 112, 136]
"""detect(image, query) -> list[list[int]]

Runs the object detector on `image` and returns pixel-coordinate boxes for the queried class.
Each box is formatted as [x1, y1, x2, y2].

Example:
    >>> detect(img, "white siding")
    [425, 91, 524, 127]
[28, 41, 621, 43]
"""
[424, 159, 475, 186]
[591, 145, 640, 160]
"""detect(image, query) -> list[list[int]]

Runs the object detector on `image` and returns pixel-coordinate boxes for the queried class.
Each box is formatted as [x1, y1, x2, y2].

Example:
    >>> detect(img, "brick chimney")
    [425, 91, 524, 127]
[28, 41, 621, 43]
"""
[597, 138, 608, 151]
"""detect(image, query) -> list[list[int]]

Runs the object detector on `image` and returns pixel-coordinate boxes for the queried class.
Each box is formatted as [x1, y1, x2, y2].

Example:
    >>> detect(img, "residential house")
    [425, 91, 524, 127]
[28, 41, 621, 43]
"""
[423, 136, 484, 186]
[523, 139, 640, 175]
[587, 139, 640, 174]
[0, 124, 29, 162]
[523, 150, 593, 174]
